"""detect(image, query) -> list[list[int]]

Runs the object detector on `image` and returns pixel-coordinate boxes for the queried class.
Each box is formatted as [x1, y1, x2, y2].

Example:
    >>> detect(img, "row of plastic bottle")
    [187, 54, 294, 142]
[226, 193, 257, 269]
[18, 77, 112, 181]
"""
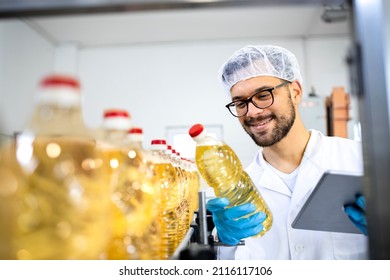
[0, 74, 201, 260]
[100, 108, 201, 260]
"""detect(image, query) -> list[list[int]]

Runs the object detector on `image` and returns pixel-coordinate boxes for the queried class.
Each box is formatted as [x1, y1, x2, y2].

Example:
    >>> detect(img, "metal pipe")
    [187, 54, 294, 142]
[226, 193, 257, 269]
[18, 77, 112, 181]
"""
[198, 191, 208, 245]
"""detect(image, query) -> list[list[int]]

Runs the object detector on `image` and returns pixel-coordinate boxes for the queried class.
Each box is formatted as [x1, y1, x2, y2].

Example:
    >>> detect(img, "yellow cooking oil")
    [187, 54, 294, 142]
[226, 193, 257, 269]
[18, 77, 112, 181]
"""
[153, 162, 180, 259]
[102, 144, 160, 260]
[188, 162, 201, 225]
[172, 160, 187, 246]
[9, 136, 112, 259]
[195, 143, 272, 236]
[0, 137, 23, 260]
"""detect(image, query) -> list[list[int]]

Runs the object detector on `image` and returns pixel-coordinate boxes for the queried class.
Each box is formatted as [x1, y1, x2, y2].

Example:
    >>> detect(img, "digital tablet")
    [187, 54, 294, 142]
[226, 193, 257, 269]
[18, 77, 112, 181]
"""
[291, 171, 364, 234]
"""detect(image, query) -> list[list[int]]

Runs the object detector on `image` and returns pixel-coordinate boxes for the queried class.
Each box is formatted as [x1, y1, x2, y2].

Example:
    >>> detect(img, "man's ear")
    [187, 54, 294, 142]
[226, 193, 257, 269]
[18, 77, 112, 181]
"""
[291, 80, 303, 104]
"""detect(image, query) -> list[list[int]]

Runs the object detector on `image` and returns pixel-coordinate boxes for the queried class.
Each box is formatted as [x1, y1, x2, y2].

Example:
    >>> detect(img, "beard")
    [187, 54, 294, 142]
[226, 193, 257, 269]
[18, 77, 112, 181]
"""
[242, 95, 296, 147]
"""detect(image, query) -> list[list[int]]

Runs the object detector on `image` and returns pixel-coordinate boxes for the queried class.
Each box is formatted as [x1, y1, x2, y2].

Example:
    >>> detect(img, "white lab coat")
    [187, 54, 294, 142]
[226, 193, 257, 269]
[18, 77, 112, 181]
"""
[217, 129, 368, 259]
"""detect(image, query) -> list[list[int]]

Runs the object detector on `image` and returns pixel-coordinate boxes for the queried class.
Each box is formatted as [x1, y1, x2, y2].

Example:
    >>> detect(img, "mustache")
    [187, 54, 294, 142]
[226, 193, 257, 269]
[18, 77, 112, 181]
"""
[244, 114, 275, 126]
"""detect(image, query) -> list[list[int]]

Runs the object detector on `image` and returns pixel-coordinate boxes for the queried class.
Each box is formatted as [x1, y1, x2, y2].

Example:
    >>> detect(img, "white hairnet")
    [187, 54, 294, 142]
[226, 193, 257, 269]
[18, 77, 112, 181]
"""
[218, 45, 303, 93]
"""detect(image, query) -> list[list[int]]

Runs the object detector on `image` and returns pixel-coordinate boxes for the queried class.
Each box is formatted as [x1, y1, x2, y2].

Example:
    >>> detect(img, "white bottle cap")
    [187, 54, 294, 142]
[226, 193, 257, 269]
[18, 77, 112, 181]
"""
[36, 74, 81, 107]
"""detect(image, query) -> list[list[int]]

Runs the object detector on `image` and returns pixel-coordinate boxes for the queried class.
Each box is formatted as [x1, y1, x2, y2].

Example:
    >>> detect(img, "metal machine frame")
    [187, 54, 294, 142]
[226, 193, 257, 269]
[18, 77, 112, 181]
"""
[348, 0, 390, 259]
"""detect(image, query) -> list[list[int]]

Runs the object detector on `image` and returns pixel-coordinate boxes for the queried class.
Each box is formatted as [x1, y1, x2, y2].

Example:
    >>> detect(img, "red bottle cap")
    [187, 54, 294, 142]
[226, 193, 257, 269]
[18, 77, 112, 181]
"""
[151, 139, 167, 151]
[40, 75, 80, 89]
[103, 109, 130, 118]
[129, 127, 143, 134]
[188, 124, 204, 138]
[151, 139, 166, 145]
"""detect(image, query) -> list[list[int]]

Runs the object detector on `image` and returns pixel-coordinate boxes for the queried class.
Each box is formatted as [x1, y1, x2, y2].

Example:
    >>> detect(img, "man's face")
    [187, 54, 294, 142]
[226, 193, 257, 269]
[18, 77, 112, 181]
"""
[230, 76, 299, 147]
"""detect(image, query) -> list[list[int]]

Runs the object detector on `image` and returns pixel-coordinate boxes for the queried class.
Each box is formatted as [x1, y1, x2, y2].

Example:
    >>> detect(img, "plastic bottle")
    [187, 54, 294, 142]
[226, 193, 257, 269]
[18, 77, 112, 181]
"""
[126, 127, 143, 149]
[150, 139, 180, 259]
[126, 127, 155, 168]
[98, 108, 132, 260]
[171, 148, 189, 244]
[175, 151, 191, 240]
[99, 109, 161, 260]
[8, 74, 112, 259]
[166, 145, 186, 246]
[0, 133, 24, 259]
[180, 156, 196, 228]
[188, 123, 272, 237]
[186, 158, 201, 225]
[102, 109, 132, 134]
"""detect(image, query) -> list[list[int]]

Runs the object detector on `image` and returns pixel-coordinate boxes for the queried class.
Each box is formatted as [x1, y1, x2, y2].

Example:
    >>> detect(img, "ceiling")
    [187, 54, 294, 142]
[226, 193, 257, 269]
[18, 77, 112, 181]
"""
[16, 3, 350, 48]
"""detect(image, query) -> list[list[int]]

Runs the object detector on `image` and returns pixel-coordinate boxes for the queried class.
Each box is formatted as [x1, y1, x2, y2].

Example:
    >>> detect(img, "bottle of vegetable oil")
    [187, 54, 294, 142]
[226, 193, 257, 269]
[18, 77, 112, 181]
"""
[99, 109, 160, 260]
[188, 123, 272, 237]
[8, 75, 112, 259]
[150, 139, 180, 259]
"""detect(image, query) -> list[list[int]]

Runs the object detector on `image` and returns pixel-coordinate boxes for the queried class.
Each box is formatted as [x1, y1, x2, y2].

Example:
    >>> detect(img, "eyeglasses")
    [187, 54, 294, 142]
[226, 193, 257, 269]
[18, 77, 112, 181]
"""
[225, 81, 291, 117]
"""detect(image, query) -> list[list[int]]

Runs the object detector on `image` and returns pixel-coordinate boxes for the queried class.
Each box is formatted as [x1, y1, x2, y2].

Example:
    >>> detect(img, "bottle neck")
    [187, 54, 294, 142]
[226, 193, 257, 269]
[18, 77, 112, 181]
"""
[27, 102, 91, 138]
[150, 148, 170, 163]
[125, 135, 143, 149]
[194, 133, 223, 146]
[102, 129, 128, 146]
[129, 141, 143, 149]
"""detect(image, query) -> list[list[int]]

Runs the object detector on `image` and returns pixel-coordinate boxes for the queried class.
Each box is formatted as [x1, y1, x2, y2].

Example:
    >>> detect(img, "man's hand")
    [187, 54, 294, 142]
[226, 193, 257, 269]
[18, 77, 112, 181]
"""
[206, 197, 266, 245]
[344, 194, 367, 235]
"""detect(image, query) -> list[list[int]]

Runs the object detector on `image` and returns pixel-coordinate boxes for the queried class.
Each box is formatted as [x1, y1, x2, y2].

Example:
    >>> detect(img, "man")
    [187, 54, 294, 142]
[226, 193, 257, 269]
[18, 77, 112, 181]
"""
[207, 45, 368, 259]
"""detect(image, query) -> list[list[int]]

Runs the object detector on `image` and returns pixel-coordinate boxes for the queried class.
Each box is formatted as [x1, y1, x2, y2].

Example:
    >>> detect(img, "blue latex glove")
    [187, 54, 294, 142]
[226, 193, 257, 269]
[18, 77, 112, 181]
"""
[344, 194, 367, 235]
[206, 197, 267, 246]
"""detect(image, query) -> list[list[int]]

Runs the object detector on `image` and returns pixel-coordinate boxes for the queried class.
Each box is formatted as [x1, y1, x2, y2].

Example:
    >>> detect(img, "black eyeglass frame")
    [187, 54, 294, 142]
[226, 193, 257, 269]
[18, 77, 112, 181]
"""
[225, 80, 291, 117]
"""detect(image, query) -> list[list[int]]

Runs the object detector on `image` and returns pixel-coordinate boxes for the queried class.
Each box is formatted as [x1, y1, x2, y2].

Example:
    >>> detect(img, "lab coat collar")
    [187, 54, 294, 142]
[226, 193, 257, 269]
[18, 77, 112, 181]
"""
[252, 151, 292, 197]
[248, 130, 326, 199]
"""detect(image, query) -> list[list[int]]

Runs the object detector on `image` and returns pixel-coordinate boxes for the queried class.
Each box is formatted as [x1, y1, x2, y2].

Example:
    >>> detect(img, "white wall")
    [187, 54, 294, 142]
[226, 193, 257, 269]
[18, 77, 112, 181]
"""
[79, 36, 353, 166]
[0, 20, 354, 167]
[0, 19, 54, 135]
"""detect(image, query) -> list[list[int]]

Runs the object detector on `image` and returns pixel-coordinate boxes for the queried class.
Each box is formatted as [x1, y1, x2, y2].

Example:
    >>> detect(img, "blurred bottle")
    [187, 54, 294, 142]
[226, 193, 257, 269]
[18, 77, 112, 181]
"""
[169, 147, 188, 245]
[125, 125, 163, 259]
[178, 154, 191, 229]
[126, 127, 154, 165]
[98, 108, 131, 260]
[150, 139, 180, 259]
[126, 127, 143, 149]
[99, 111, 160, 260]
[102, 109, 132, 131]
[4, 74, 112, 259]
[188, 123, 272, 237]
[0, 132, 24, 259]
[165, 145, 184, 248]
[186, 158, 201, 226]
